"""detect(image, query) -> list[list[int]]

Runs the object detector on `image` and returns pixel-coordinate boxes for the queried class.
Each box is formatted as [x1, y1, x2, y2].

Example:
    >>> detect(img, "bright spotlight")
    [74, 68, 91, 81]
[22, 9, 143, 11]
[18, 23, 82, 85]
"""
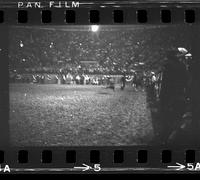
[91, 25, 99, 32]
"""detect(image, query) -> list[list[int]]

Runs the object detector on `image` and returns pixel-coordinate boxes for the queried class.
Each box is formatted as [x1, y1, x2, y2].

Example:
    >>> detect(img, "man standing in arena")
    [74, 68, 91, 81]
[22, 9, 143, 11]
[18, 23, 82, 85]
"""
[159, 48, 188, 144]
[121, 74, 126, 90]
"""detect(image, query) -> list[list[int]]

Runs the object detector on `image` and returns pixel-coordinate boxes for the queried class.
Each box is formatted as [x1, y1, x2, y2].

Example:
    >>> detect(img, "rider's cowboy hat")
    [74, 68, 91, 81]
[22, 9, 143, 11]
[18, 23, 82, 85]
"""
[177, 47, 191, 57]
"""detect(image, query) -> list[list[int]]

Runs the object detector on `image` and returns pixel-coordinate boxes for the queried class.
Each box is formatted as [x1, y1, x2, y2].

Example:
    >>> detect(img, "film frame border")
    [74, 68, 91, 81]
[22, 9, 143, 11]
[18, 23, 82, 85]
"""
[1, 2, 200, 24]
[0, 1, 200, 173]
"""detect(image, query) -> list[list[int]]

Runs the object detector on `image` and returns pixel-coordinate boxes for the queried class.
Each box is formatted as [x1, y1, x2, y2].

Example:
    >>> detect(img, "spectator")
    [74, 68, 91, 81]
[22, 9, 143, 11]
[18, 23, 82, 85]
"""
[75, 75, 81, 84]
[120, 74, 126, 90]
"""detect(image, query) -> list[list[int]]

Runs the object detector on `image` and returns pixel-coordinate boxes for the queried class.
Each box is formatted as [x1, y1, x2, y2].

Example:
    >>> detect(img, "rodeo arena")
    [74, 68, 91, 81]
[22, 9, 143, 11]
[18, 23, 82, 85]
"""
[9, 25, 199, 146]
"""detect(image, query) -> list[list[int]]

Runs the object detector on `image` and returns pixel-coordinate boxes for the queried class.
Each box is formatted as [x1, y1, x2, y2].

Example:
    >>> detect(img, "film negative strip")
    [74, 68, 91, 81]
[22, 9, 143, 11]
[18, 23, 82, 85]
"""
[0, 0, 200, 174]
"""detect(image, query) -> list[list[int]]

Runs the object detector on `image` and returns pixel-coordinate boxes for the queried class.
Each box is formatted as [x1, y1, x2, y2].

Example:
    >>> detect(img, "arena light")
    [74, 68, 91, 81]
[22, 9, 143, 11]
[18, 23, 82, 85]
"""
[139, 62, 145, 65]
[91, 25, 99, 32]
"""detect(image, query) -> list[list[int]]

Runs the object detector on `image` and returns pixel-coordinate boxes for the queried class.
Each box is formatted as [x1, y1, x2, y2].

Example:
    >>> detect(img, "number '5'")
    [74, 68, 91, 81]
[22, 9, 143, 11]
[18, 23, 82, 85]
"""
[187, 163, 194, 170]
[94, 164, 101, 172]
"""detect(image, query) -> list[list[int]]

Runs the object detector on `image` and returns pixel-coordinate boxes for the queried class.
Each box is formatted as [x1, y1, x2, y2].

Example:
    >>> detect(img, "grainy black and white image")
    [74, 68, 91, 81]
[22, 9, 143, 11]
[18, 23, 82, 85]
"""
[9, 25, 200, 146]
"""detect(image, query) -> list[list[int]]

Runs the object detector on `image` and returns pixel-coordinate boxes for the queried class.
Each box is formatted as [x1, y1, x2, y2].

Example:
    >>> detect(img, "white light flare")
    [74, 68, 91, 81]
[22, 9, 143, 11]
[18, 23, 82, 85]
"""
[91, 25, 99, 32]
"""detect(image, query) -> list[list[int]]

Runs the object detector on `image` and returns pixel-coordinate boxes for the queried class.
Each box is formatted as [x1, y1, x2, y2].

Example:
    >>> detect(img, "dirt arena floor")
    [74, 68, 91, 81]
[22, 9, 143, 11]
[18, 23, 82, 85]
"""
[9, 83, 154, 146]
